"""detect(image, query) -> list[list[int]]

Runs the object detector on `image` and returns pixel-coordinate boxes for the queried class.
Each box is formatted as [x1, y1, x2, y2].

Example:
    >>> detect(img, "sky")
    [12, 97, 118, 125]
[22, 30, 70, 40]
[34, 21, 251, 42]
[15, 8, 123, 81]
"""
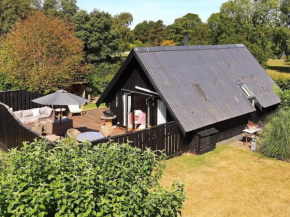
[77, 0, 227, 28]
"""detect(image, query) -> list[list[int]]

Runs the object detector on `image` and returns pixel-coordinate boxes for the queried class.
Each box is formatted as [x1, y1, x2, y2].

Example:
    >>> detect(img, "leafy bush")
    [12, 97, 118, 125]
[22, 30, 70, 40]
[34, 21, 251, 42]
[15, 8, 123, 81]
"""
[87, 61, 122, 96]
[273, 76, 290, 90]
[0, 139, 185, 216]
[259, 109, 290, 161]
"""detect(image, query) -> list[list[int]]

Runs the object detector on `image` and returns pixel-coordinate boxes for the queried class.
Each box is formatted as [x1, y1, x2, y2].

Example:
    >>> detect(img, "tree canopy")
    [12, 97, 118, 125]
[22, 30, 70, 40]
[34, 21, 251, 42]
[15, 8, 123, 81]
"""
[1, 0, 290, 94]
[71, 9, 119, 65]
[0, 11, 92, 94]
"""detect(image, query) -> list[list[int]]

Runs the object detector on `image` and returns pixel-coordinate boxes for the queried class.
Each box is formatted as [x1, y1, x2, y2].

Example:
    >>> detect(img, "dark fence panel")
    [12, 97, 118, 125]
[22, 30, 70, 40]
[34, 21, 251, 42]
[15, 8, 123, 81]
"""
[0, 90, 43, 111]
[91, 122, 185, 158]
[0, 90, 69, 113]
[0, 102, 55, 151]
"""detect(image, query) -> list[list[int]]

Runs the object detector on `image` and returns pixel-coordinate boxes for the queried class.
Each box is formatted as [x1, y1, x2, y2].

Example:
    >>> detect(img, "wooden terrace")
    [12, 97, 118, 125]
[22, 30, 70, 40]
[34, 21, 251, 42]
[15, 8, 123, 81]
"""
[70, 108, 125, 136]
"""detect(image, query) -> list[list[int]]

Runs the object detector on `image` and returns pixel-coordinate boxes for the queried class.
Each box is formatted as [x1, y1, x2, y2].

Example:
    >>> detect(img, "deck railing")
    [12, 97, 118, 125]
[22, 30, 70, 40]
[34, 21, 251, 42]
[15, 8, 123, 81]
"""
[91, 122, 186, 158]
[0, 90, 187, 157]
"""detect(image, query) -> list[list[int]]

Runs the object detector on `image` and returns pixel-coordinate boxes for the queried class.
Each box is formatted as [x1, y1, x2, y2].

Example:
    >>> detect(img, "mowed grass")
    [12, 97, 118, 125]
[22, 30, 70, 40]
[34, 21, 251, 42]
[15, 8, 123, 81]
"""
[83, 103, 106, 111]
[267, 59, 290, 80]
[160, 145, 290, 217]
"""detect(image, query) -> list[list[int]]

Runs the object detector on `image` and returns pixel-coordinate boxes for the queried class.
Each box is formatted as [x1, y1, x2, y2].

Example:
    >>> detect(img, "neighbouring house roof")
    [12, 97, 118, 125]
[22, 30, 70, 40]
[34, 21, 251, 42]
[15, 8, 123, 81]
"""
[97, 44, 280, 134]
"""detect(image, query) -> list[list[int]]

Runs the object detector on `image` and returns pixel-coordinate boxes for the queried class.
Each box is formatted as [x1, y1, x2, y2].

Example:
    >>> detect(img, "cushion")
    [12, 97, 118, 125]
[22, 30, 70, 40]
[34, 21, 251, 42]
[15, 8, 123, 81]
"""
[32, 108, 40, 116]
[19, 116, 39, 124]
[69, 105, 81, 112]
[45, 107, 53, 116]
[40, 107, 48, 115]
[22, 109, 33, 118]
[14, 111, 22, 118]
[37, 114, 49, 119]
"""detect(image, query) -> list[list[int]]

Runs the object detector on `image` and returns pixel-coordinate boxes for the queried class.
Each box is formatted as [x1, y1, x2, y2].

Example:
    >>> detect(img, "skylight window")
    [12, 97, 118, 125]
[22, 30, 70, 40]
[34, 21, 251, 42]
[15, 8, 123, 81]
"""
[238, 83, 254, 98]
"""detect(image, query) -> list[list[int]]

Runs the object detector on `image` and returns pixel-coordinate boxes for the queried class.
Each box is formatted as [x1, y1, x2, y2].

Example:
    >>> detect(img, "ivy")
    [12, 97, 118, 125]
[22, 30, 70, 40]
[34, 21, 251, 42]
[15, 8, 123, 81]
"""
[0, 139, 185, 216]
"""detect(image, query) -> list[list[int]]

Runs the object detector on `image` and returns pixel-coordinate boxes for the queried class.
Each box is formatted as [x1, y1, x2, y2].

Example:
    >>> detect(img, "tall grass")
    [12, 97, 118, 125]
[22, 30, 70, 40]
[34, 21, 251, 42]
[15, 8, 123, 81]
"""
[259, 109, 290, 161]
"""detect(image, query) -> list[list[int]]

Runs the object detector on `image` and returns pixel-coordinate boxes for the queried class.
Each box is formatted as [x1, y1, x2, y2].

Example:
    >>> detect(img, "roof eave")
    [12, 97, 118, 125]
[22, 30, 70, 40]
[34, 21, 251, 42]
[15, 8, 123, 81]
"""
[96, 51, 135, 107]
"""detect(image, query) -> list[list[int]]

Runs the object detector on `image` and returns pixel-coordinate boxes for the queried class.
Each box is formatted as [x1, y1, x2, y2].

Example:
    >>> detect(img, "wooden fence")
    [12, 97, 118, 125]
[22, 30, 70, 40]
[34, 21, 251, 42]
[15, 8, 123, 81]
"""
[0, 90, 68, 112]
[0, 90, 43, 111]
[0, 102, 55, 151]
[92, 122, 186, 158]
[0, 90, 187, 157]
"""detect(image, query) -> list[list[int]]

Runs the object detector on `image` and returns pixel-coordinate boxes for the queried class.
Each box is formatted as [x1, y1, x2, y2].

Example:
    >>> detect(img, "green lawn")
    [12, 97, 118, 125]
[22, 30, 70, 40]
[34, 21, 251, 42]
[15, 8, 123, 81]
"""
[267, 59, 290, 80]
[83, 103, 106, 111]
[160, 145, 290, 217]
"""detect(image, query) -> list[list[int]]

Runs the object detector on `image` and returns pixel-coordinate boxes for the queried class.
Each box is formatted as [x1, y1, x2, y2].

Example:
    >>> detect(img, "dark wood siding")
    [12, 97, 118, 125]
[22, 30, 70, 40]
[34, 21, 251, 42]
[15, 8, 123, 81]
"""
[104, 57, 159, 126]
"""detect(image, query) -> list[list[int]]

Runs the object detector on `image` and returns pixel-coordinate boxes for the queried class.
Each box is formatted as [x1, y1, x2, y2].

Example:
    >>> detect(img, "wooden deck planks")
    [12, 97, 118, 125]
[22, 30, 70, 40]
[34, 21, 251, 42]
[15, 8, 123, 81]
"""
[70, 108, 125, 136]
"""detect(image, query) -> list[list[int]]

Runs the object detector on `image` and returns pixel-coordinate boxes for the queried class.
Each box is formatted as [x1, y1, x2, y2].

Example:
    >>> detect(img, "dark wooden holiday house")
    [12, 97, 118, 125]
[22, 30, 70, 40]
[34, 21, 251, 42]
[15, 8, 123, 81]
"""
[96, 44, 280, 154]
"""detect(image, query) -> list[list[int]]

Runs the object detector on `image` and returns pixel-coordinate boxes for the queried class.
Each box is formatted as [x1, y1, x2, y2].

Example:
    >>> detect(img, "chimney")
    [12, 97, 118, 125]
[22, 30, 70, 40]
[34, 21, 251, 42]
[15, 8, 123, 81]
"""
[184, 33, 188, 46]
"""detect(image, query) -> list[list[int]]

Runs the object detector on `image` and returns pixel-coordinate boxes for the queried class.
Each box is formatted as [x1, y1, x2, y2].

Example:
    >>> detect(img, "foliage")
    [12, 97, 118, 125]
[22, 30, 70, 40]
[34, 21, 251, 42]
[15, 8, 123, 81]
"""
[133, 40, 144, 47]
[208, 0, 280, 66]
[0, 0, 31, 35]
[259, 109, 290, 161]
[166, 13, 202, 45]
[42, 0, 78, 18]
[280, 0, 290, 27]
[0, 0, 79, 36]
[113, 12, 134, 53]
[87, 60, 122, 96]
[278, 89, 290, 109]
[71, 10, 119, 65]
[133, 20, 166, 46]
[0, 139, 186, 216]
[161, 40, 176, 46]
[272, 27, 290, 59]
[0, 11, 92, 94]
[190, 23, 212, 45]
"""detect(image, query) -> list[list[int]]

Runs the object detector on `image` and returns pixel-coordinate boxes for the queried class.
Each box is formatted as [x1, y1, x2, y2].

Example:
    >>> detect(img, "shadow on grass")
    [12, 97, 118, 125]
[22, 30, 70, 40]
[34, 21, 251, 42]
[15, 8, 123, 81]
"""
[267, 66, 290, 73]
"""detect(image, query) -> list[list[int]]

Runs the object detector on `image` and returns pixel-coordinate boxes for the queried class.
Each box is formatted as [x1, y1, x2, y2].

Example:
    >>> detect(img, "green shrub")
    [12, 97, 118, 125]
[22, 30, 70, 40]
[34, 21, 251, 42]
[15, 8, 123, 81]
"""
[274, 76, 290, 90]
[87, 61, 122, 96]
[259, 109, 290, 161]
[0, 139, 185, 216]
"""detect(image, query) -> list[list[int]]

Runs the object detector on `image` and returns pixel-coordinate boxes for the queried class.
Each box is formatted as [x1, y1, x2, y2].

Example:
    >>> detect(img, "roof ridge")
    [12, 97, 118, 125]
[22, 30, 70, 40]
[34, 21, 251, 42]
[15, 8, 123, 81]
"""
[134, 44, 245, 53]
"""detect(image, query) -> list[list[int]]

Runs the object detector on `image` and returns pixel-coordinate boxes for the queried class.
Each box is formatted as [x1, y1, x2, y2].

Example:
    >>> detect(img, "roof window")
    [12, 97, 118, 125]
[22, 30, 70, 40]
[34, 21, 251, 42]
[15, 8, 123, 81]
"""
[238, 83, 254, 98]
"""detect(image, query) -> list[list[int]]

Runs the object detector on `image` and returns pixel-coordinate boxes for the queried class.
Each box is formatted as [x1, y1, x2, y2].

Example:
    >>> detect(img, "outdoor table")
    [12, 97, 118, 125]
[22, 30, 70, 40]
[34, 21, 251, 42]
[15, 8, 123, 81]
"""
[76, 131, 104, 142]
[55, 108, 66, 119]
[242, 128, 261, 147]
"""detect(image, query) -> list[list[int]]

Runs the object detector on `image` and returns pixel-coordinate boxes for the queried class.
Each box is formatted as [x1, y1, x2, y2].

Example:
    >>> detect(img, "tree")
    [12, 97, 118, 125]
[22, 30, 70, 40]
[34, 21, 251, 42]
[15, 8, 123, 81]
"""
[0, 139, 186, 216]
[272, 27, 290, 59]
[161, 39, 176, 46]
[43, 0, 78, 18]
[190, 23, 212, 45]
[166, 13, 202, 45]
[87, 61, 122, 95]
[280, 0, 290, 27]
[134, 20, 166, 46]
[0, 11, 92, 94]
[113, 12, 134, 53]
[0, 0, 31, 35]
[207, 0, 280, 66]
[0, 0, 79, 36]
[72, 10, 119, 65]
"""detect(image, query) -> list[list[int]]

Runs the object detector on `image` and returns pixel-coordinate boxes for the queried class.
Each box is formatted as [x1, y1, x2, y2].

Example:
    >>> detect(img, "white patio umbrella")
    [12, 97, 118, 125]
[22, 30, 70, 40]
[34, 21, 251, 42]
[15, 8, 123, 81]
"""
[32, 90, 89, 139]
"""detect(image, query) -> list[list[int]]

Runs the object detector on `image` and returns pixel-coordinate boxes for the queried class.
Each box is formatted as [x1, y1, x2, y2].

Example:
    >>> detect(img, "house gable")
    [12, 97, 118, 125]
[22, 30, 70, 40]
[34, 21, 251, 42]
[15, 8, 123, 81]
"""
[97, 44, 280, 134]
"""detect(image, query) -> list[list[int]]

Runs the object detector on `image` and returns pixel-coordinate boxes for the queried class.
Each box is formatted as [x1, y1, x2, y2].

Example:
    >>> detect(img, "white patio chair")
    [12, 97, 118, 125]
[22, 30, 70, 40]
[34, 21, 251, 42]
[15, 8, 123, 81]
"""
[68, 105, 85, 117]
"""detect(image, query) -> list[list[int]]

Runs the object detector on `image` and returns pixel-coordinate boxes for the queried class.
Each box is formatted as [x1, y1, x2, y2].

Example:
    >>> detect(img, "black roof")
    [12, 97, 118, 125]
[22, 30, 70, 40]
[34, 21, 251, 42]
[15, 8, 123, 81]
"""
[98, 44, 280, 134]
